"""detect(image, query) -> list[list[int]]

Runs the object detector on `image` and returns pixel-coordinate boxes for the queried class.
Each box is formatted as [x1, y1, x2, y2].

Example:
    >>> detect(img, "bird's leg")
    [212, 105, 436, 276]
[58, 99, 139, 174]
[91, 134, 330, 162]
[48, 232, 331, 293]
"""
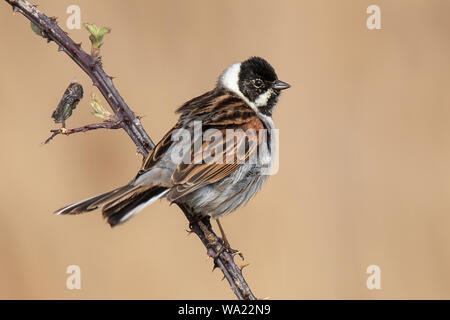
[216, 219, 244, 259]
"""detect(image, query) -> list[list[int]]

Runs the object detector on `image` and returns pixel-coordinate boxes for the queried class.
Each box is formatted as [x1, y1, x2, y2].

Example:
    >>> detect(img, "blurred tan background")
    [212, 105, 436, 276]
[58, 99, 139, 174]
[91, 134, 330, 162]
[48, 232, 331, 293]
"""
[0, 0, 449, 299]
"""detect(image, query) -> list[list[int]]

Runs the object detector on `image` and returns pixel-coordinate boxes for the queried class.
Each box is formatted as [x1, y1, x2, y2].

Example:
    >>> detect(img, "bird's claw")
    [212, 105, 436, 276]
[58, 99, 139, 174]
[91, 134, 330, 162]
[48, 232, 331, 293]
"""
[208, 238, 244, 261]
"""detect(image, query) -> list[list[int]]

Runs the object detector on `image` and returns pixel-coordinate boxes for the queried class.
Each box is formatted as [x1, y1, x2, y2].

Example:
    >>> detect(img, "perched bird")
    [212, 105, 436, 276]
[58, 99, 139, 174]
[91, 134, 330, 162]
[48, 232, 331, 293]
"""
[56, 57, 290, 239]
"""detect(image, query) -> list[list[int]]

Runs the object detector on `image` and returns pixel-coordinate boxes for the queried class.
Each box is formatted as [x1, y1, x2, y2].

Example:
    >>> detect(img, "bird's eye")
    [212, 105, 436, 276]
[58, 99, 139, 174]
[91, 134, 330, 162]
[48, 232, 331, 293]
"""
[253, 79, 263, 88]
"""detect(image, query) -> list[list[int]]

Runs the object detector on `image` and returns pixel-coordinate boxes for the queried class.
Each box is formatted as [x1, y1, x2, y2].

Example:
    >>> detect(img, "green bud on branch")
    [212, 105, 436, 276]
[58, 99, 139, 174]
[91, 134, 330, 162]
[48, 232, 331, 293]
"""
[90, 93, 114, 121]
[30, 21, 52, 42]
[84, 23, 111, 59]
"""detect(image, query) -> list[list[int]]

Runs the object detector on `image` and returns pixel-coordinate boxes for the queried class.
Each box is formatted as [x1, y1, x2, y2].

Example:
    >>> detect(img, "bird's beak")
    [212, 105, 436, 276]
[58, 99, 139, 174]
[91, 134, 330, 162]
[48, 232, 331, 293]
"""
[273, 80, 291, 90]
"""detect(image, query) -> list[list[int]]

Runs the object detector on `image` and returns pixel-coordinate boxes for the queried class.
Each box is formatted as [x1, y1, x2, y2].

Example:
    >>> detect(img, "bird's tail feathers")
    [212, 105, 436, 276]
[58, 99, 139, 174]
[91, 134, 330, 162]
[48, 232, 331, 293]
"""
[102, 186, 169, 227]
[55, 184, 136, 216]
[55, 184, 168, 227]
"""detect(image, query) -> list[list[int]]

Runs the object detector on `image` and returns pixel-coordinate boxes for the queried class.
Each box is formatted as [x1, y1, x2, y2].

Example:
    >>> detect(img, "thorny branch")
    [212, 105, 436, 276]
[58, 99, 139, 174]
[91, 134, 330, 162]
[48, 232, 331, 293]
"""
[5, 0, 256, 300]
[43, 121, 122, 144]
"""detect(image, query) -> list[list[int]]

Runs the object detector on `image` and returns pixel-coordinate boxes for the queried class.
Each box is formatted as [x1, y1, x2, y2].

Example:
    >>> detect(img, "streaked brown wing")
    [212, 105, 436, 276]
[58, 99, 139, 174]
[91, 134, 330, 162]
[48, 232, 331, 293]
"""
[140, 90, 239, 174]
[169, 111, 265, 200]
[138, 92, 266, 200]
[140, 126, 178, 173]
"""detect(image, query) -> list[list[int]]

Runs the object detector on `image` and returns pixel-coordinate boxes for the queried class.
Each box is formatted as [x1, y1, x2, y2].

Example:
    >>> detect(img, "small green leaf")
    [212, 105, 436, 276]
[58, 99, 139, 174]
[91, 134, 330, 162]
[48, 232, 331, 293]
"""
[90, 93, 113, 121]
[84, 23, 111, 50]
[30, 22, 53, 43]
[84, 23, 98, 36]
[30, 21, 43, 36]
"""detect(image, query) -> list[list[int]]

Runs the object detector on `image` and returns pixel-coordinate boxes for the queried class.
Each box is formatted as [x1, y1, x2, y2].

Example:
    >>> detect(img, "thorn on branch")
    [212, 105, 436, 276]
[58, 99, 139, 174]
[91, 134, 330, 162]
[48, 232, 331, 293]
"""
[235, 251, 245, 261]
[239, 263, 250, 271]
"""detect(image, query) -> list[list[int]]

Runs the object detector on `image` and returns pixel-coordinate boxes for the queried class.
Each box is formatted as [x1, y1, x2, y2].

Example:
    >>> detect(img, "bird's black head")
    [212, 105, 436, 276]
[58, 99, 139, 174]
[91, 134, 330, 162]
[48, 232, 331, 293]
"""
[219, 56, 290, 116]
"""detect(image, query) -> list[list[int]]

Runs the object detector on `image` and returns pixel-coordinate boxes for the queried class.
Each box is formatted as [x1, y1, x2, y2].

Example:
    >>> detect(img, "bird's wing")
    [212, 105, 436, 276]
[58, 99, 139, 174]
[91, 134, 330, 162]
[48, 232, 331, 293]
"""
[139, 126, 178, 173]
[137, 95, 267, 200]
[168, 106, 266, 200]
[139, 90, 239, 173]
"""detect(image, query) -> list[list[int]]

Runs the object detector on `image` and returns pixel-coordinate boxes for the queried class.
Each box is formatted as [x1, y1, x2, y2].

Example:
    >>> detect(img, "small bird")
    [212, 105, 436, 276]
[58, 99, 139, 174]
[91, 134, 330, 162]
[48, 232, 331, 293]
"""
[56, 57, 290, 240]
